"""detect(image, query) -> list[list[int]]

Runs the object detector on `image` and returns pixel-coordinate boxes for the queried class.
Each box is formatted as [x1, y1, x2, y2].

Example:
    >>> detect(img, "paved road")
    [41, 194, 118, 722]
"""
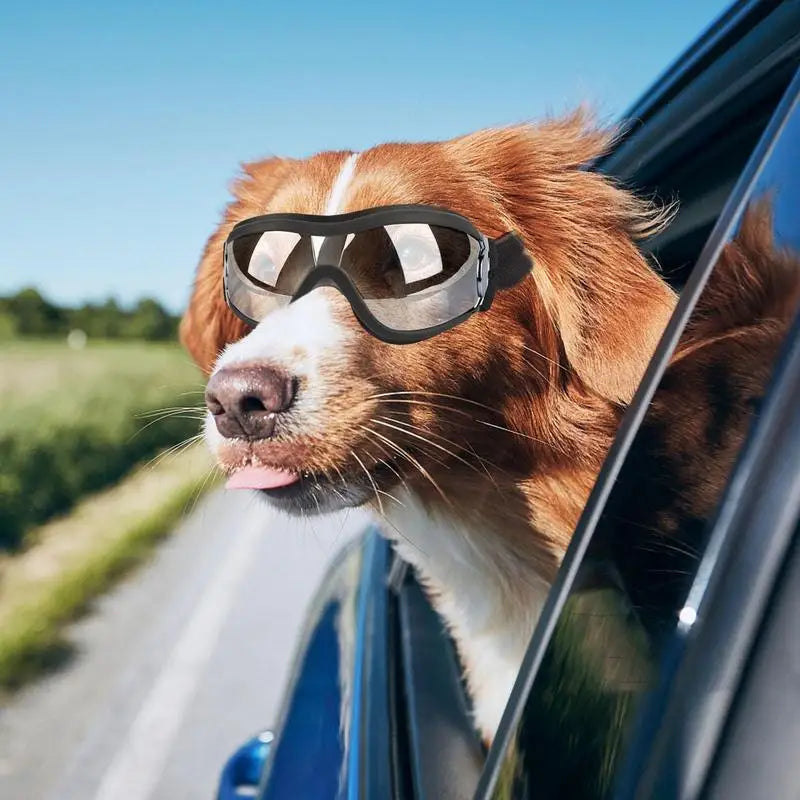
[0, 488, 370, 800]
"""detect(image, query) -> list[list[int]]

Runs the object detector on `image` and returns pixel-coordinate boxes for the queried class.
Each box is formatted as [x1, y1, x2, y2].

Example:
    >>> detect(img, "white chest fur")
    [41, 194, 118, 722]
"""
[381, 490, 551, 740]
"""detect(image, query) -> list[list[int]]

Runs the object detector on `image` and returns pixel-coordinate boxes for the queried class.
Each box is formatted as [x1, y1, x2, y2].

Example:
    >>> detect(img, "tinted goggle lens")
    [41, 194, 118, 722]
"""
[225, 223, 482, 333]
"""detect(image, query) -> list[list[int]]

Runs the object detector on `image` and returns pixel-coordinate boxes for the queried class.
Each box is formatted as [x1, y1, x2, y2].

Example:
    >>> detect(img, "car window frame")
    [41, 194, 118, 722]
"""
[390, 562, 485, 800]
[596, 0, 799, 291]
[598, 0, 800, 183]
[700, 472, 800, 800]
[473, 63, 800, 800]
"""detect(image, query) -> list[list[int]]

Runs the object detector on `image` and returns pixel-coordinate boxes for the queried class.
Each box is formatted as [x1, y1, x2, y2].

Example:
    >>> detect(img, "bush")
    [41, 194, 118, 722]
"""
[0, 341, 203, 550]
[0, 413, 197, 549]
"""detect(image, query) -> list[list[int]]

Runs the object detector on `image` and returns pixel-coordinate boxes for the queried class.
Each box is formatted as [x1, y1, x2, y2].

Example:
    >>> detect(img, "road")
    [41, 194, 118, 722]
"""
[0, 488, 370, 800]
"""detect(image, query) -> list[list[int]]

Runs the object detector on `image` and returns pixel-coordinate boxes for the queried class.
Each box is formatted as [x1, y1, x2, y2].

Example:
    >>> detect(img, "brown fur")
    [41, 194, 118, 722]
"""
[182, 110, 677, 585]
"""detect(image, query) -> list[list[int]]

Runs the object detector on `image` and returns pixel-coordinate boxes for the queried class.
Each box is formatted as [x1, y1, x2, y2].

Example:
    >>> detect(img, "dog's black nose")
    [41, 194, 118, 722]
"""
[205, 365, 296, 439]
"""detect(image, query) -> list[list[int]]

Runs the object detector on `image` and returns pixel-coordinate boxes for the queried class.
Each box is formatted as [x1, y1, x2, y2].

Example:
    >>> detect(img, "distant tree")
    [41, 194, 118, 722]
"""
[0, 288, 180, 341]
[65, 303, 95, 336]
[97, 298, 124, 338]
[2, 287, 67, 336]
[123, 298, 177, 340]
[0, 311, 16, 339]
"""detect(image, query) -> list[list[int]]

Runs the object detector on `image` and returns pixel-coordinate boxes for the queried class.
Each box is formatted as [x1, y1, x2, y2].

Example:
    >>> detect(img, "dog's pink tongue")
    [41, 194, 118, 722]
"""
[226, 466, 300, 490]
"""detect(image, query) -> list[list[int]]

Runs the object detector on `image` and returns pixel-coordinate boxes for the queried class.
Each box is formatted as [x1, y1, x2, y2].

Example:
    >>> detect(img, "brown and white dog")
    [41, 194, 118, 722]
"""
[180, 110, 676, 740]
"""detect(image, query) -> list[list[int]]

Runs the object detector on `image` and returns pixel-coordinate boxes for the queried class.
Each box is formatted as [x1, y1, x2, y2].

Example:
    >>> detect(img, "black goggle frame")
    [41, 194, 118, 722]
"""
[223, 204, 533, 345]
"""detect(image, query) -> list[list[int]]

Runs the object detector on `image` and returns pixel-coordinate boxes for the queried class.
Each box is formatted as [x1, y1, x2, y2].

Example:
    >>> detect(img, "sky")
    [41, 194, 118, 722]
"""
[1, 0, 732, 312]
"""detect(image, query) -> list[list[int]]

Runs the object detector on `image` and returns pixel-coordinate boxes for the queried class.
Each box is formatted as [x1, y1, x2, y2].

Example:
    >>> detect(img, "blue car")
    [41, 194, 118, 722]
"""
[219, 2, 800, 797]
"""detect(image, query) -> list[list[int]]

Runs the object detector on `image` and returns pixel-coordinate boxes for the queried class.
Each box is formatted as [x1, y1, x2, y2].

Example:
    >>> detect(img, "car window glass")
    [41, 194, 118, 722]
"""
[485, 81, 800, 800]
[260, 539, 364, 800]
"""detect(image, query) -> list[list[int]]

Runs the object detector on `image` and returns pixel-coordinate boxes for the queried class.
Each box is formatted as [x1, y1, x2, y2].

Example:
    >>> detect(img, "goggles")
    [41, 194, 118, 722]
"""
[223, 204, 533, 344]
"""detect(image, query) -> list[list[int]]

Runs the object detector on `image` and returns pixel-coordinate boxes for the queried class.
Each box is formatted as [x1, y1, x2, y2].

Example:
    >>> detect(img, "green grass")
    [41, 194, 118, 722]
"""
[0, 339, 205, 549]
[0, 446, 217, 692]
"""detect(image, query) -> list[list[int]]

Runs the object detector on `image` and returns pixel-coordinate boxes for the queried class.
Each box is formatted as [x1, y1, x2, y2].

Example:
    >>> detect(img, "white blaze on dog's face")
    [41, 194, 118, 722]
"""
[206, 286, 354, 444]
[182, 112, 676, 574]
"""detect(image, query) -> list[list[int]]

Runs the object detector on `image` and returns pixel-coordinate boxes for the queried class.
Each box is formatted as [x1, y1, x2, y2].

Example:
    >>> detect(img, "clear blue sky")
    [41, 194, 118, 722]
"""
[1, 0, 731, 312]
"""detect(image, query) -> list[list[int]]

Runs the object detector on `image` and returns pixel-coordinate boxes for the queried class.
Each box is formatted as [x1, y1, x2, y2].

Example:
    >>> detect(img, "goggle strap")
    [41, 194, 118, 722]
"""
[491, 232, 534, 290]
[481, 232, 533, 310]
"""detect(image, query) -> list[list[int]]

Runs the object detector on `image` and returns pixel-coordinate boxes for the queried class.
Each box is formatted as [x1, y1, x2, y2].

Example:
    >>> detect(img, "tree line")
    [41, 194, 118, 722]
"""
[0, 287, 181, 341]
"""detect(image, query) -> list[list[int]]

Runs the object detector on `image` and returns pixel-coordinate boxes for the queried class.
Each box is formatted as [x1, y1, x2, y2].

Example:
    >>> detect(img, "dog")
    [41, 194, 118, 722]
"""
[180, 110, 677, 741]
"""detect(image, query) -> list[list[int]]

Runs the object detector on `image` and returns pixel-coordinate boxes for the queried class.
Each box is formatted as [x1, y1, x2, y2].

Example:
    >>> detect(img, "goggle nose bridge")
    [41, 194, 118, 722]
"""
[289, 263, 366, 306]
[313, 233, 350, 266]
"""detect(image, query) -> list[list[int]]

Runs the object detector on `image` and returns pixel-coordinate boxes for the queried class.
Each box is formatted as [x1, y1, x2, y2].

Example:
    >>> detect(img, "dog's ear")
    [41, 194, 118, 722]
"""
[448, 110, 676, 403]
[180, 157, 291, 374]
[683, 196, 800, 344]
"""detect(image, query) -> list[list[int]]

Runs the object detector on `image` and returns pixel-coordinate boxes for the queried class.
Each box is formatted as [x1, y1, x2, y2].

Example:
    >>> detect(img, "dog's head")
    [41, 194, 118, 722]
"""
[181, 111, 675, 558]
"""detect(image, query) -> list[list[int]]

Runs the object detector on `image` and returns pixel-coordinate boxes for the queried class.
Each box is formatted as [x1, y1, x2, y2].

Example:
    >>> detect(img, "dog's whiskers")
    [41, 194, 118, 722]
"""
[372, 415, 495, 478]
[310, 483, 323, 516]
[350, 449, 384, 516]
[377, 411, 504, 472]
[518, 342, 569, 374]
[358, 436, 414, 496]
[360, 425, 452, 508]
[370, 505, 426, 556]
[471, 418, 548, 445]
[369, 397, 476, 420]
[366, 391, 502, 416]
[136, 405, 207, 419]
[518, 354, 550, 385]
[376, 488, 405, 506]
[187, 462, 222, 515]
[368, 396, 548, 446]
[142, 433, 205, 472]
[130, 406, 207, 442]
[369, 401, 516, 480]
[362, 422, 450, 469]
[330, 462, 349, 491]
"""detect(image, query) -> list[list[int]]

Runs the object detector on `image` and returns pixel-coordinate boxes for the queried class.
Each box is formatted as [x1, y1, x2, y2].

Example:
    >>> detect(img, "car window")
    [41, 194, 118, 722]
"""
[476, 71, 800, 800]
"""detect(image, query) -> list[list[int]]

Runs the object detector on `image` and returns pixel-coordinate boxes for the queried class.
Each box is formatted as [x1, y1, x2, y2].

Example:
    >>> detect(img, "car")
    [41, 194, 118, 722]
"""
[217, 2, 800, 798]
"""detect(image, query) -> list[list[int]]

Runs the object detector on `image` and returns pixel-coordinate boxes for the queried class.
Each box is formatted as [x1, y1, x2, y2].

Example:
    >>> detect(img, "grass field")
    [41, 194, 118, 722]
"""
[0, 339, 206, 549]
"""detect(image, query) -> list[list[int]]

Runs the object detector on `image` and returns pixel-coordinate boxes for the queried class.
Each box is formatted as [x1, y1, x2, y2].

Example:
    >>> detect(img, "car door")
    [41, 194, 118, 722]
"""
[474, 64, 800, 800]
[233, 525, 482, 800]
